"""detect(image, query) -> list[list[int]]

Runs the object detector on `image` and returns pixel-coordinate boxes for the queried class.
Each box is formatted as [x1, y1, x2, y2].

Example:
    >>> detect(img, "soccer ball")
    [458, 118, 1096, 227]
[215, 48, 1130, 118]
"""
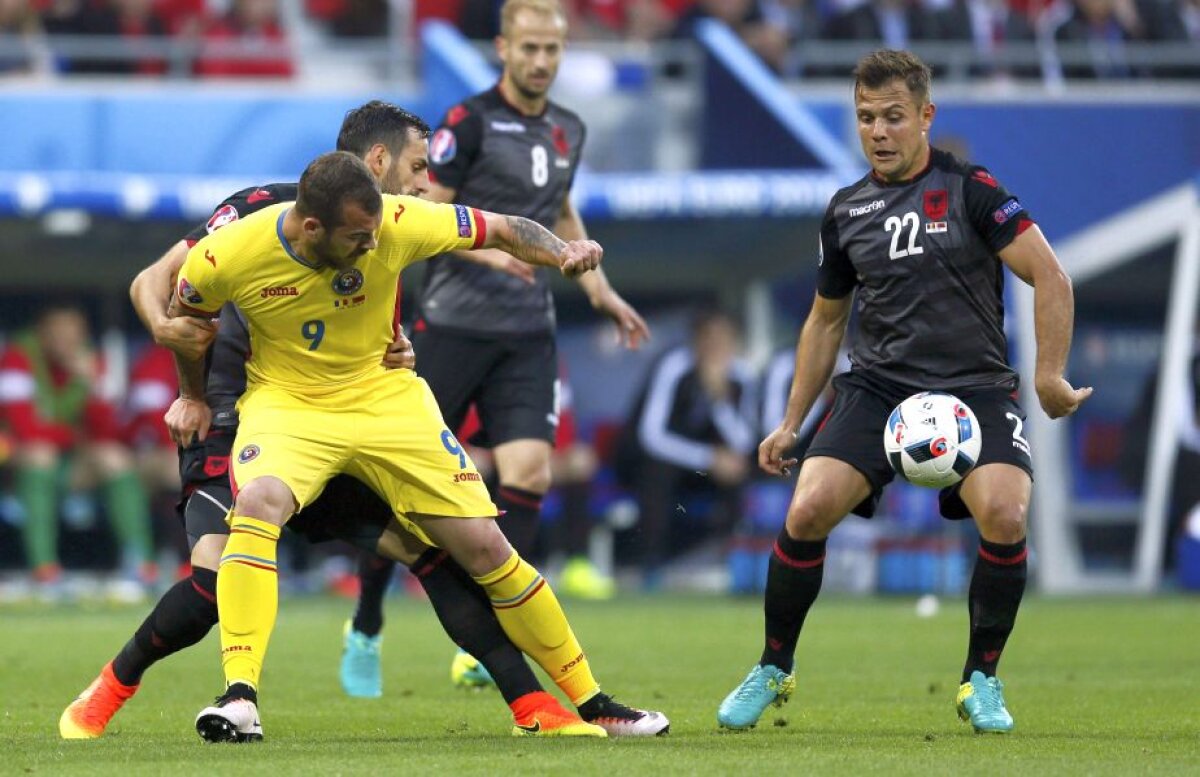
[883, 392, 982, 489]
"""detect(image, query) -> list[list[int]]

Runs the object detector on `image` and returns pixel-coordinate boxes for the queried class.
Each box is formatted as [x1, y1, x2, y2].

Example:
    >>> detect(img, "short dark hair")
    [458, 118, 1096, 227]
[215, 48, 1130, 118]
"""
[853, 49, 932, 105]
[336, 100, 431, 158]
[295, 151, 382, 230]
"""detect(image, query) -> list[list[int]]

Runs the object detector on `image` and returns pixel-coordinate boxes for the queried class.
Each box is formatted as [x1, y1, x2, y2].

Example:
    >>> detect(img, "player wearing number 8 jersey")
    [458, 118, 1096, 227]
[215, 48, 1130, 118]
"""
[167, 150, 628, 741]
[716, 49, 1093, 735]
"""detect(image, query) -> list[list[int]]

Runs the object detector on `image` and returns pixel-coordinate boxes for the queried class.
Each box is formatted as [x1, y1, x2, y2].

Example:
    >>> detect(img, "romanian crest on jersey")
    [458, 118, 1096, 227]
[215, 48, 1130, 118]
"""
[332, 268, 364, 296]
[238, 444, 260, 464]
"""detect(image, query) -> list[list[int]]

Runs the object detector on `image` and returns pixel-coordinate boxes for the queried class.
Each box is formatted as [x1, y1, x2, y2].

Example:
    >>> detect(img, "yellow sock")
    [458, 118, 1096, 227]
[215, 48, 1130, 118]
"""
[474, 552, 599, 705]
[218, 516, 282, 690]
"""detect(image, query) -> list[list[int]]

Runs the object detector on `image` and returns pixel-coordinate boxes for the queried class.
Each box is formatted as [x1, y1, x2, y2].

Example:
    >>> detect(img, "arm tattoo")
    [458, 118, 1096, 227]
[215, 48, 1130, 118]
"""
[502, 215, 567, 268]
[167, 295, 208, 400]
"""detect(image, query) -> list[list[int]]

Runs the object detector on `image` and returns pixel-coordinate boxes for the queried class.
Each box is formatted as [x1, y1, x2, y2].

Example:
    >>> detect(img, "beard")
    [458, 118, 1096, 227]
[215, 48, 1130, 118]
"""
[313, 239, 360, 271]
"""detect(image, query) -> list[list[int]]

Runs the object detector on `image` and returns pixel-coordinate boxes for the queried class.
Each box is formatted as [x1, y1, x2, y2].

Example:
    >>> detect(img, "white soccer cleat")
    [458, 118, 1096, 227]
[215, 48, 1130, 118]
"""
[580, 693, 670, 737]
[195, 696, 263, 743]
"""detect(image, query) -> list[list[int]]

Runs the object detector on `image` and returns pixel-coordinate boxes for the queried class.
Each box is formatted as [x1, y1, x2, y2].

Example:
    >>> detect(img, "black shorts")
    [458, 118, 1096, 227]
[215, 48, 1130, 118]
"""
[177, 428, 394, 553]
[412, 325, 558, 447]
[803, 371, 1033, 519]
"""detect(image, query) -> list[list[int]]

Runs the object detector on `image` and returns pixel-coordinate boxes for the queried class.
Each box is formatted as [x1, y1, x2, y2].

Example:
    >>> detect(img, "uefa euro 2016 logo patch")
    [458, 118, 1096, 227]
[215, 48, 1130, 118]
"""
[332, 268, 364, 296]
[238, 444, 260, 464]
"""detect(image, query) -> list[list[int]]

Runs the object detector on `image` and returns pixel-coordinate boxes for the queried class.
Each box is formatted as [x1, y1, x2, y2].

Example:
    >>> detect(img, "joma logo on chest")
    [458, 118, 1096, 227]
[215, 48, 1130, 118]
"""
[260, 286, 299, 298]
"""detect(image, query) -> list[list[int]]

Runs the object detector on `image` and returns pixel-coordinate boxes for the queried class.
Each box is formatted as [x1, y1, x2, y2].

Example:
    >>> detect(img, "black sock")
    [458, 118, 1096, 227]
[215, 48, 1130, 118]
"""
[496, 485, 543, 560]
[409, 549, 541, 706]
[759, 531, 827, 674]
[224, 682, 257, 704]
[963, 537, 1027, 683]
[351, 554, 395, 638]
[111, 568, 219, 686]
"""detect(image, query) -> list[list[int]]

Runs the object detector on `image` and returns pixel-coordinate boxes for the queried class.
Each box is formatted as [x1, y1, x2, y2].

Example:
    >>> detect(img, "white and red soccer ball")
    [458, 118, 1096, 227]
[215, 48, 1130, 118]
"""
[883, 392, 982, 489]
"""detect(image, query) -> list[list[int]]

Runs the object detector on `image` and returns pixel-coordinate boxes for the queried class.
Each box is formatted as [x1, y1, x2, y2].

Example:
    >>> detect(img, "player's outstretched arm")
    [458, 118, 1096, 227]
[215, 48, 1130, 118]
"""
[553, 198, 650, 350]
[999, 225, 1093, 419]
[477, 211, 601, 278]
[760, 293, 851, 476]
[130, 239, 217, 361]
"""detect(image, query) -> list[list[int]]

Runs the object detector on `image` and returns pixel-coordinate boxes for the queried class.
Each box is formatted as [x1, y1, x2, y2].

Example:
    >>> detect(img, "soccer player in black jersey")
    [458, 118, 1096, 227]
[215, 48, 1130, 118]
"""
[339, 0, 662, 736]
[717, 50, 1092, 734]
[59, 100, 664, 741]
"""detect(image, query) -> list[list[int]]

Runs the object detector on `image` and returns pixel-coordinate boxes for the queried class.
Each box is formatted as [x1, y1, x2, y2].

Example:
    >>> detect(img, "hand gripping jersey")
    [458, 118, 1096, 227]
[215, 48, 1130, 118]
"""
[817, 148, 1035, 392]
[419, 86, 586, 336]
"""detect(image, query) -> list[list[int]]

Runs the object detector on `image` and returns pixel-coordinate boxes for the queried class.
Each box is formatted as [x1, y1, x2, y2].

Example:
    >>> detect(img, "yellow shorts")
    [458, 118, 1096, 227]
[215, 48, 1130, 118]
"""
[229, 369, 497, 545]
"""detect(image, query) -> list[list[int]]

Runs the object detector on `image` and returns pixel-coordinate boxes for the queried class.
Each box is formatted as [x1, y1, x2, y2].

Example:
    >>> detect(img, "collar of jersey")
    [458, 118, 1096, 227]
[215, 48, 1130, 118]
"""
[492, 82, 547, 119]
[276, 208, 322, 270]
[869, 149, 937, 188]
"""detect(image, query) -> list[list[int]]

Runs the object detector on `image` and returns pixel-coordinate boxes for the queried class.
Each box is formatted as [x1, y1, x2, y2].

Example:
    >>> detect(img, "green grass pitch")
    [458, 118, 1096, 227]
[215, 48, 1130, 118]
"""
[3, 594, 1197, 775]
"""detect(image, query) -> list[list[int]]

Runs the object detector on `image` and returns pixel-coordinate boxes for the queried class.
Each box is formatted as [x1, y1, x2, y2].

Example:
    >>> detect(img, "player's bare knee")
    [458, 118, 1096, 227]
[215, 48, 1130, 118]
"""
[191, 533, 227, 570]
[784, 496, 840, 541]
[233, 478, 295, 525]
[465, 524, 517, 576]
[974, 497, 1028, 544]
[501, 468, 551, 494]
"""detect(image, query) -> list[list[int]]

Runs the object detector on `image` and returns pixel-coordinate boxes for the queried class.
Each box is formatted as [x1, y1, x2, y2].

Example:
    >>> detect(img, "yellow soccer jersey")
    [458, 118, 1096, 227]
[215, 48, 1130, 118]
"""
[176, 194, 485, 392]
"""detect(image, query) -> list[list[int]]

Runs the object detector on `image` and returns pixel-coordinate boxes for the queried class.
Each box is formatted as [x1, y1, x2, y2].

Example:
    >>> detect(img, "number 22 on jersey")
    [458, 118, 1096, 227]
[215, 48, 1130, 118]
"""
[885, 211, 924, 261]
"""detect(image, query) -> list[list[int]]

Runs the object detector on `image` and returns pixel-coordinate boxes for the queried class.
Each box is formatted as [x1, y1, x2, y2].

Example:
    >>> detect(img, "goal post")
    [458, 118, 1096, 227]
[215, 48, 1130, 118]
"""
[1016, 179, 1200, 593]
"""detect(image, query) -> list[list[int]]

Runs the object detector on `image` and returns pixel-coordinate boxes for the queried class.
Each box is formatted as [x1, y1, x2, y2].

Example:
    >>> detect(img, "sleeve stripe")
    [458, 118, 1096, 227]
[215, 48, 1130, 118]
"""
[470, 207, 486, 250]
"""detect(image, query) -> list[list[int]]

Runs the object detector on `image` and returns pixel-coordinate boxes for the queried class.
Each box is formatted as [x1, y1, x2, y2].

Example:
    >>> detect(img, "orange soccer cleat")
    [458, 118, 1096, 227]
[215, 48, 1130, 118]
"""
[510, 691, 607, 738]
[59, 662, 139, 739]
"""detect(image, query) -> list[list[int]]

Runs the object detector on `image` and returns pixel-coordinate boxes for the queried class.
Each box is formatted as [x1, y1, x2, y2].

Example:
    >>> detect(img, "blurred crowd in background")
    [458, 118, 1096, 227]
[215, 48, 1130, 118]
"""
[0, 301, 836, 603]
[0, 0, 1195, 80]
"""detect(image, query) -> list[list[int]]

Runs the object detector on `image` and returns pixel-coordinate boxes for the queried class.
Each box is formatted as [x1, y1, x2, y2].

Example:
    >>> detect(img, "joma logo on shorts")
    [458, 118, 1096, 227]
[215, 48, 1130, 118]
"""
[560, 652, 585, 674]
[260, 286, 299, 298]
[453, 472, 482, 483]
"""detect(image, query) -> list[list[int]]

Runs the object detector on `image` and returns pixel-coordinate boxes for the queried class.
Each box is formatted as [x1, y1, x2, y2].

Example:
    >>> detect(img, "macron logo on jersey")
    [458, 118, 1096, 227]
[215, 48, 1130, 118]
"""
[490, 120, 525, 133]
[431, 128, 457, 164]
[849, 199, 885, 218]
[993, 198, 1024, 224]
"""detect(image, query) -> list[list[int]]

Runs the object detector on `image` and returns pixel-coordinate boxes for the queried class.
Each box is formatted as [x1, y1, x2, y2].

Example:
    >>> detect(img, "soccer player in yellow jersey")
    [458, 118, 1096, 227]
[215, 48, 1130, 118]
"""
[166, 150, 637, 742]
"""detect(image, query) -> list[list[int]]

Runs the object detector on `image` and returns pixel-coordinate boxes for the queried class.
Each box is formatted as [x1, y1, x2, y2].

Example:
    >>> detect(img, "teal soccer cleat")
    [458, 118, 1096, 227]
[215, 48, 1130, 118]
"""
[956, 670, 1014, 733]
[339, 621, 382, 699]
[717, 664, 795, 730]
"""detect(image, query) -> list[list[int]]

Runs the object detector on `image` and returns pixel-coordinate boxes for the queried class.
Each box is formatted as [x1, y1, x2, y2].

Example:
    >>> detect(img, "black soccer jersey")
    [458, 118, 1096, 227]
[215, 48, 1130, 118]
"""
[419, 86, 587, 336]
[183, 183, 297, 425]
[817, 148, 1034, 393]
